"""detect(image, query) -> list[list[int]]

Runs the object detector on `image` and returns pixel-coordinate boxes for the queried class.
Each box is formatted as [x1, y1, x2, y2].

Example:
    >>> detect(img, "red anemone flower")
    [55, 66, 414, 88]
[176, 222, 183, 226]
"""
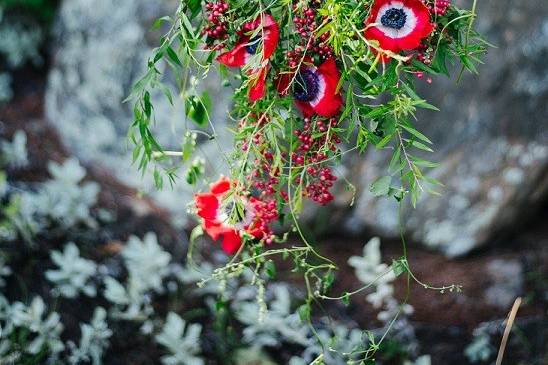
[364, 0, 434, 57]
[276, 58, 343, 118]
[217, 14, 279, 101]
[194, 177, 275, 254]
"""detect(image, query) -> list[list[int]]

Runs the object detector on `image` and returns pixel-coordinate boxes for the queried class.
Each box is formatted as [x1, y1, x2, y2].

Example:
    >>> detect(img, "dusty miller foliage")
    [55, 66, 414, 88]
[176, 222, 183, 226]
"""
[235, 284, 311, 348]
[0, 130, 28, 168]
[0, 297, 64, 360]
[3, 157, 100, 242]
[155, 312, 204, 365]
[67, 307, 112, 365]
[46, 242, 98, 298]
[464, 322, 496, 363]
[104, 232, 172, 321]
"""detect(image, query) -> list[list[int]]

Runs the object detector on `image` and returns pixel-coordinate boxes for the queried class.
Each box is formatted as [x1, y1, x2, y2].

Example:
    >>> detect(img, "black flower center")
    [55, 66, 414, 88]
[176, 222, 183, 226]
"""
[293, 69, 320, 102]
[245, 37, 261, 55]
[381, 8, 407, 30]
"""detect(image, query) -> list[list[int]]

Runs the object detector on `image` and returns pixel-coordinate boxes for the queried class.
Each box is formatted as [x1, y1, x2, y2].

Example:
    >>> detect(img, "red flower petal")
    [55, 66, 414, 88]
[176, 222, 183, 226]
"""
[275, 72, 293, 96]
[311, 58, 343, 117]
[221, 229, 242, 254]
[295, 99, 316, 118]
[195, 193, 219, 221]
[217, 14, 279, 102]
[364, 0, 434, 55]
[210, 177, 231, 195]
[217, 42, 249, 67]
[204, 220, 229, 241]
[259, 14, 280, 60]
[365, 26, 399, 52]
[248, 66, 268, 101]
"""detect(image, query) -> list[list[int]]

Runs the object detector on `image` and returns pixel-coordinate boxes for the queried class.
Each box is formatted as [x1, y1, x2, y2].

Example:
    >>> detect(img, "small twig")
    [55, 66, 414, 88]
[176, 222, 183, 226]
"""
[495, 297, 522, 365]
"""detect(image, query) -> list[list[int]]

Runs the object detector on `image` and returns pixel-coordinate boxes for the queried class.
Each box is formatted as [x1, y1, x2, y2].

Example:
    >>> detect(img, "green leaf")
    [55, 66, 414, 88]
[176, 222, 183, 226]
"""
[166, 46, 183, 67]
[411, 59, 438, 74]
[401, 124, 433, 144]
[432, 42, 450, 76]
[151, 16, 171, 30]
[410, 140, 434, 152]
[265, 260, 276, 279]
[410, 156, 439, 168]
[298, 303, 311, 322]
[370, 176, 392, 197]
[388, 147, 403, 173]
[216, 300, 227, 312]
[323, 271, 335, 292]
[185, 0, 202, 18]
[341, 292, 350, 306]
[143, 91, 152, 118]
[153, 168, 163, 189]
[185, 95, 209, 127]
[391, 258, 407, 277]
[375, 134, 393, 149]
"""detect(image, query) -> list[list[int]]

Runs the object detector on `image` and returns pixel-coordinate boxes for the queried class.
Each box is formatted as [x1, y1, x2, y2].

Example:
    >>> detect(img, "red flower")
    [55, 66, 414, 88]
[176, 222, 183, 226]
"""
[194, 177, 277, 254]
[276, 58, 343, 118]
[217, 14, 280, 101]
[364, 0, 434, 57]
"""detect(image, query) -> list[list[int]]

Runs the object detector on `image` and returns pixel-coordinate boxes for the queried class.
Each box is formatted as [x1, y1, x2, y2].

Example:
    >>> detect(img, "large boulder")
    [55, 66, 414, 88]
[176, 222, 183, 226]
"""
[344, 0, 548, 256]
[45, 0, 232, 227]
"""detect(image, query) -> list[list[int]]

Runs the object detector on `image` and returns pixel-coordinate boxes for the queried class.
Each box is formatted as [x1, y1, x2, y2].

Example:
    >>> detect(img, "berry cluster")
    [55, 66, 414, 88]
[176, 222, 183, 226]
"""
[202, 1, 230, 50]
[248, 198, 279, 244]
[293, 117, 340, 205]
[305, 167, 338, 205]
[429, 0, 451, 16]
[415, 43, 432, 65]
[287, 4, 334, 67]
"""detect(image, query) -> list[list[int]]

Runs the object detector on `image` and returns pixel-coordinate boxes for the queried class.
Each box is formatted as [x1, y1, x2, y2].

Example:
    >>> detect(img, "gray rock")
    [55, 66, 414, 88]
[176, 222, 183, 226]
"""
[45, 0, 232, 227]
[484, 259, 523, 309]
[344, 0, 548, 256]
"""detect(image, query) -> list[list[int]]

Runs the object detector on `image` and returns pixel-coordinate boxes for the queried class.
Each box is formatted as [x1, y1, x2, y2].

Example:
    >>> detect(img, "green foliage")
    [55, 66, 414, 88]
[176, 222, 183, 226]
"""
[0, 0, 59, 23]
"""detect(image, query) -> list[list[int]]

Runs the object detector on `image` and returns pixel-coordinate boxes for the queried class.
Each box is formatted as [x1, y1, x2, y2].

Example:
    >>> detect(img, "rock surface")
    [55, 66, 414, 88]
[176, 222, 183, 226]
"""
[344, 0, 548, 256]
[45, 0, 232, 227]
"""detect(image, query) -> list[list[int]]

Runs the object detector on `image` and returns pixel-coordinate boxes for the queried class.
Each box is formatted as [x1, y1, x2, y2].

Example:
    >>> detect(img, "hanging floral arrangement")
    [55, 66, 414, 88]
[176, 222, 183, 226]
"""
[128, 0, 487, 361]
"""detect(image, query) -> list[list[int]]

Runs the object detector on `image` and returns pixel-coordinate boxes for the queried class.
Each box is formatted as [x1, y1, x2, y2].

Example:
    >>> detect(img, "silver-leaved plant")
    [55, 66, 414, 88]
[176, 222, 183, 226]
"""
[235, 284, 310, 348]
[155, 312, 204, 365]
[104, 233, 171, 321]
[3, 297, 64, 357]
[68, 307, 112, 365]
[46, 242, 98, 298]
[0, 130, 28, 168]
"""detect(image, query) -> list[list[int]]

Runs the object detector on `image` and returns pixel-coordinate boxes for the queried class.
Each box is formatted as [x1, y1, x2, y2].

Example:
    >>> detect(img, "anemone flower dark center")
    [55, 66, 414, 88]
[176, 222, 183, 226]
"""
[245, 37, 261, 55]
[381, 8, 407, 29]
[293, 68, 320, 102]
